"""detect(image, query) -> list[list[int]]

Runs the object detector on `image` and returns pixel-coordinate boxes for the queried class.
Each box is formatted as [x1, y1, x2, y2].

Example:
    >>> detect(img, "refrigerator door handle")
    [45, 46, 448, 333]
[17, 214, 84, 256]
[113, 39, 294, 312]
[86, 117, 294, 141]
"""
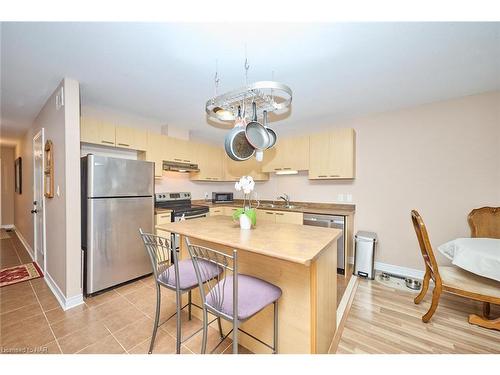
[87, 198, 94, 293]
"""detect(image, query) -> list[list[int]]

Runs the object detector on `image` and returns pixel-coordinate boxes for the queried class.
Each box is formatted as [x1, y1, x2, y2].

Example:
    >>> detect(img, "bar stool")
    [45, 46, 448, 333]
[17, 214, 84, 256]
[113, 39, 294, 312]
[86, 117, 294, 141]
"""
[185, 237, 282, 354]
[139, 229, 224, 354]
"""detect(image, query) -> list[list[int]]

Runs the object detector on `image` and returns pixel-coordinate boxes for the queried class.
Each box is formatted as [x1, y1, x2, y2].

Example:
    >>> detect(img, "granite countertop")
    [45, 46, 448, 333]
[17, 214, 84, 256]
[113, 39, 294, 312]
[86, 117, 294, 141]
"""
[193, 199, 355, 216]
[156, 216, 341, 265]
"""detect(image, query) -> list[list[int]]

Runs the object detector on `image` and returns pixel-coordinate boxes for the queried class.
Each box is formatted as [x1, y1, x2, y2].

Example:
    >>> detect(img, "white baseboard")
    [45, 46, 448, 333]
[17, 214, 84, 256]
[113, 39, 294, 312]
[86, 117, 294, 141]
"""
[374, 261, 424, 280]
[12, 226, 83, 311]
[1, 224, 15, 229]
[348, 256, 424, 280]
[13, 227, 35, 261]
[44, 272, 84, 311]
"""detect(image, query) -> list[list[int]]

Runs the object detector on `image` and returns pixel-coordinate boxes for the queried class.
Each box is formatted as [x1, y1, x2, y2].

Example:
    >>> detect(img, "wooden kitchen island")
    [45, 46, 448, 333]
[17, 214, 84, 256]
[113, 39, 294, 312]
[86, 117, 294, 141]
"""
[156, 216, 341, 354]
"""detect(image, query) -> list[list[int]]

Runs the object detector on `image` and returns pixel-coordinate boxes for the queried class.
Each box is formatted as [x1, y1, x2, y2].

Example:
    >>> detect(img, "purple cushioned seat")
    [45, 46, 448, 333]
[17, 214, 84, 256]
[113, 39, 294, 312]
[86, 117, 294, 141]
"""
[206, 274, 282, 321]
[158, 259, 221, 291]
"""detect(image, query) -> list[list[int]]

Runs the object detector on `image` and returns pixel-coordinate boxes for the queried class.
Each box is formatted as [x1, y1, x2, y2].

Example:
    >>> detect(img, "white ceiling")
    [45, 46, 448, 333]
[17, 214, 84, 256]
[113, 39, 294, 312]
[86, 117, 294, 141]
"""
[1, 22, 499, 143]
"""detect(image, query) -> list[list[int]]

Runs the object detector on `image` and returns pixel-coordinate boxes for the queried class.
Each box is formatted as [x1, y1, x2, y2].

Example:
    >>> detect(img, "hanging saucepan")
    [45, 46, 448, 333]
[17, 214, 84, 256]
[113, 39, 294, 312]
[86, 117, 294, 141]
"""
[263, 110, 277, 149]
[245, 102, 270, 161]
[224, 105, 255, 161]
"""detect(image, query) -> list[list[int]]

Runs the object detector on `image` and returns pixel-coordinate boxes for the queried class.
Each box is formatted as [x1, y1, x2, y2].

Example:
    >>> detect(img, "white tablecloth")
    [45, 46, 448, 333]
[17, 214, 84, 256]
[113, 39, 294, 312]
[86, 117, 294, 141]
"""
[438, 238, 500, 282]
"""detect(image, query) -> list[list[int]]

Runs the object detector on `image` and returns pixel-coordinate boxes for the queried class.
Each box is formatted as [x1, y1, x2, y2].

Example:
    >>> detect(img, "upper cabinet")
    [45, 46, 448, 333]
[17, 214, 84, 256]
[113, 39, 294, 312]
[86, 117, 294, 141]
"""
[262, 135, 310, 173]
[309, 128, 356, 179]
[146, 131, 169, 178]
[164, 138, 197, 164]
[190, 143, 223, 181]
[223, 154, 269, 181]
[115, 125, 148, 151]
[80, 118, 116, 146]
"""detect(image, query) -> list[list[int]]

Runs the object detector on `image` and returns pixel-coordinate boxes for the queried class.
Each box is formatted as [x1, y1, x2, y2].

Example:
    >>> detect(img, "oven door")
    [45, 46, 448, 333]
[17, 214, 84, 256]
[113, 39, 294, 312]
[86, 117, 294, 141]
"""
[172, 212, 209, 251]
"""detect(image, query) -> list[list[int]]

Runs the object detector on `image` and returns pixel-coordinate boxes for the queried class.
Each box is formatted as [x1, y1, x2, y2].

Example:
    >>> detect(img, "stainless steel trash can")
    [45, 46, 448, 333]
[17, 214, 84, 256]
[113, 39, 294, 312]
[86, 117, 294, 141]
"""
[353, 231, 377, 279]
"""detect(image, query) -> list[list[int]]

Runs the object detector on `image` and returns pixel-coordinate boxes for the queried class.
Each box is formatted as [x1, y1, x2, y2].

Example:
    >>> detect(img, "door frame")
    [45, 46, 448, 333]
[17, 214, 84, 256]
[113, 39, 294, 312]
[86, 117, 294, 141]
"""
[33, 128, 47, 273]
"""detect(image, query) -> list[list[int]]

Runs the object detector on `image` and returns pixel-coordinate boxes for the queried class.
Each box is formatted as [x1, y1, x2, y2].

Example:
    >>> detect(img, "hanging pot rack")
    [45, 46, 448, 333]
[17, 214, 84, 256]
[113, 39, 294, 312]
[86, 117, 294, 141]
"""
[205, 80, 292, 122]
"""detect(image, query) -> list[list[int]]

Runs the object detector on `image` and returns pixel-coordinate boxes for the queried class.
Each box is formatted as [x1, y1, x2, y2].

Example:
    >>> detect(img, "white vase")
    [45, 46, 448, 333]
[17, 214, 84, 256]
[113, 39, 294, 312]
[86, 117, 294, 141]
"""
[239, 213, 252, 230]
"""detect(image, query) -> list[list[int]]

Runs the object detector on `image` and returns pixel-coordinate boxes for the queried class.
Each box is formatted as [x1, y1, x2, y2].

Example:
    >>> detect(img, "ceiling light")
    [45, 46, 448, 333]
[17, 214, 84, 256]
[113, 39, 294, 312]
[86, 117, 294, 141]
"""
[275, 170, 298, 175]
[214, 107, 235, 121]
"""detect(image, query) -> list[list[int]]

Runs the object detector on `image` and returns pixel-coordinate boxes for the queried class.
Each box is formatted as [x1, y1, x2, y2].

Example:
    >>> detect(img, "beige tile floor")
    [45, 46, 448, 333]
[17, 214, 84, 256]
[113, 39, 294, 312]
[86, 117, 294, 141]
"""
[0, 230, 252, 354]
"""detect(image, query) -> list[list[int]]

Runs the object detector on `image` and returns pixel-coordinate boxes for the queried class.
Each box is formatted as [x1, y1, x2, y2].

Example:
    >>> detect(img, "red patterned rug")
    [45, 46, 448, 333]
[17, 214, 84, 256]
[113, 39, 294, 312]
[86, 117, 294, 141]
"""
[0, 262, 43, 287]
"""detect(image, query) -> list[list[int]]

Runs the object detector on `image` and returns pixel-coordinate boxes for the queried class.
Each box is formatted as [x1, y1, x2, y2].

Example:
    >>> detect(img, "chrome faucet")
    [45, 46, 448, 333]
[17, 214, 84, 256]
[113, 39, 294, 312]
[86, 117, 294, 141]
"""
[278, 193, 291, 207]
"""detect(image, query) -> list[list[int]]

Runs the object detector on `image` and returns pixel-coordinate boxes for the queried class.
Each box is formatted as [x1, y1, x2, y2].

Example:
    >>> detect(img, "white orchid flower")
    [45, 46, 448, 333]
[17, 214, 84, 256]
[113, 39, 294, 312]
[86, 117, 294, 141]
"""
[235, 181, 242, 191]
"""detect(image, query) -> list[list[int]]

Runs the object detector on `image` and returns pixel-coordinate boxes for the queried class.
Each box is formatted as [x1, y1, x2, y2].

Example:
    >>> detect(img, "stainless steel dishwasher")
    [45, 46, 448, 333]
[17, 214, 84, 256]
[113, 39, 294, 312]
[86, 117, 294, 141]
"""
[303, 213, 345, 274]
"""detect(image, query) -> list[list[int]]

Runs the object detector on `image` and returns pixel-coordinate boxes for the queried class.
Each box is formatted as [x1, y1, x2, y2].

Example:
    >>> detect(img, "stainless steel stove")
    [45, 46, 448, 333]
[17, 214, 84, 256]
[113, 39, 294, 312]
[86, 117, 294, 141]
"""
[154, 192, 209, 251]
[155, 192, 209, 221]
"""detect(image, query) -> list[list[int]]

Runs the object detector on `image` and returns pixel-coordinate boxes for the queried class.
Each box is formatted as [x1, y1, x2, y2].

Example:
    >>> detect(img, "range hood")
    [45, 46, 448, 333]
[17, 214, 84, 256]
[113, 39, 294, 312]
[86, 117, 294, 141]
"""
[162, 160, 199, 173]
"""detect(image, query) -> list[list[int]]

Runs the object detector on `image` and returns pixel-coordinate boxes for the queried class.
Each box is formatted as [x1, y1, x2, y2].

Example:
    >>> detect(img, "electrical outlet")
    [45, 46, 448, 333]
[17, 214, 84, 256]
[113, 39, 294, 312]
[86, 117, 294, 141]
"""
[204, 192, 209, 200]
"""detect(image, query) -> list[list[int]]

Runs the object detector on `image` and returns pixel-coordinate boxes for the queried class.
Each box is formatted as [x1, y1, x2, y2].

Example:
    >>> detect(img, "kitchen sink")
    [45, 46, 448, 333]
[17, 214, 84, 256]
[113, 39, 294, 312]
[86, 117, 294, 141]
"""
[259, 203, 300, 210]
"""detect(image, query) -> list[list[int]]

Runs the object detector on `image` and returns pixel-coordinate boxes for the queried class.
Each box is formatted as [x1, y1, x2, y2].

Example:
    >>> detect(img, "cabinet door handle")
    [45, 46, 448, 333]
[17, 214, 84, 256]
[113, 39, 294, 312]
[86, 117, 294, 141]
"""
[101, 140, 114, 145]
[318, 175, 328, 178]
[329, 175, 340, 177]
[118, 143, 130, 147]
[274, 168, 282, 171]
[183, 160, 190, 163]
[174, 158, 182, 162]
[275, 213, 284, 215]
[265, 212, 274, 215]
[283, 167, 291, 170]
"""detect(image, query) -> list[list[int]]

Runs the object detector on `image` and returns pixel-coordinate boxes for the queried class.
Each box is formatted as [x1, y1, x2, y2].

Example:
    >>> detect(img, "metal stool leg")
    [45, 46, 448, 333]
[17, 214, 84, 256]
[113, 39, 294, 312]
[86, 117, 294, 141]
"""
[217, 316, 224, 339]
[175, 289, 182, 354]
[273, 301, 278, 354]
[201, 308, 208, 354]
[148, 285, 161, 354]
[188, 290, 192, 321]
[232, 320, 238, 354]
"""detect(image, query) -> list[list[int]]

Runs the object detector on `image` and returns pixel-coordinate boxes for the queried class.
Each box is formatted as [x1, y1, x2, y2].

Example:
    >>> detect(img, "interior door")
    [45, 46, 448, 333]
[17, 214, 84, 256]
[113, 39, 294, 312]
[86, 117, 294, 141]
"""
[33, 129, 45, 272]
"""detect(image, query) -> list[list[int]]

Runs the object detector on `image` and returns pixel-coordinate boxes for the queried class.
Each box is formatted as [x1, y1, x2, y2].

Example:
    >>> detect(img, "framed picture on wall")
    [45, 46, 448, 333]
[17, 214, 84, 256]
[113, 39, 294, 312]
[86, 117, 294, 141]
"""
[15, 157, 22, 194]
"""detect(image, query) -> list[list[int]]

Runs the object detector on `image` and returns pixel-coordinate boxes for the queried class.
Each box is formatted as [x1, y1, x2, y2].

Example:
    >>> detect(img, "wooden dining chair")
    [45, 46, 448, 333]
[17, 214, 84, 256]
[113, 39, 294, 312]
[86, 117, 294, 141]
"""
[411, 210, 500, 326]
[467, 206, 500, 322]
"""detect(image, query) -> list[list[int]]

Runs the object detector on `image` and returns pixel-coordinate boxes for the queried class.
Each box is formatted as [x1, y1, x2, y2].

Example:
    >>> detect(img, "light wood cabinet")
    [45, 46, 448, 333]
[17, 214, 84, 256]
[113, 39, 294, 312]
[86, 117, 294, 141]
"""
[309, 128, 356, 179]
[155, 212, 172, 238]
[256, 209, 303, 225]
[275, 211, 303, 225]
[223, 154, 269, 181]
[262, 135, 309, 173]
[80, 118, 116, 146]
[146, 132, 169, 178]
[165, 138, 197, 164]
[191, 143, 223, 181]
[224, 206, 239, 217]
[116, 125, 148, 151]
[209, 207, 224, 216]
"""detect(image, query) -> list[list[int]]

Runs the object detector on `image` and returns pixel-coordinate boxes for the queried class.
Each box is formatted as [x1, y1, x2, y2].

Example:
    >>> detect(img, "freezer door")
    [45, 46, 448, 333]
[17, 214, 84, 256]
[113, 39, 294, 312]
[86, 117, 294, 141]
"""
[86, 196, 153, 294]
[87, 154, 154, 197]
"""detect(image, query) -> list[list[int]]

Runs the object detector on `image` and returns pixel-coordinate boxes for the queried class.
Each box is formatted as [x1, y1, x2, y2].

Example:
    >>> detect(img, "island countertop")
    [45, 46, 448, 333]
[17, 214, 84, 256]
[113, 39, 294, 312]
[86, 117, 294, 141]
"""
[156, 215, 341, 266]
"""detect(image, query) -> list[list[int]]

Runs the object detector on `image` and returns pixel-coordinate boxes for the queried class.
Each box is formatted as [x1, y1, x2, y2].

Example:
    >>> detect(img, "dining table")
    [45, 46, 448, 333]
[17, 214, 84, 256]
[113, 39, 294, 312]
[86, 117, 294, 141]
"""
[438, 237, 500, 330]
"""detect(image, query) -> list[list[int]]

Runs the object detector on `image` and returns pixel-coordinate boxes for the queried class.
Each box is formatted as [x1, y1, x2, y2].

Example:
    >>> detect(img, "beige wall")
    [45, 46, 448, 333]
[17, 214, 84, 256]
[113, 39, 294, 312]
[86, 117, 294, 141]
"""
[1, 146, 16, 226]
[256, 91, 500, 271]
[14, 78, 82, 300]
[14, 130, 34, 249]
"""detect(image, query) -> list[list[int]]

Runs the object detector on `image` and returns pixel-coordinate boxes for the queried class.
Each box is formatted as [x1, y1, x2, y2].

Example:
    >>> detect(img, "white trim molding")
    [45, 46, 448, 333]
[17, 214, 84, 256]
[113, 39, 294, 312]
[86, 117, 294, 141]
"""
[13, 226, 84, 311]
[44, 272, 84, 311]
[14, 227, 35, 261]
[374, 261, 425, 280]
[348, 256, 424, 280]
[1, 224, 15, 229]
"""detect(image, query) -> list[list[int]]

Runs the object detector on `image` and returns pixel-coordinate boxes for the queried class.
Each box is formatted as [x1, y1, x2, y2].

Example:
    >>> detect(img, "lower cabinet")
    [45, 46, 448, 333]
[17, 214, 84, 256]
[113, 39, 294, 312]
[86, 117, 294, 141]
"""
[155, 212, 172, 238]
[256, 209, 303, 225]
[209, 207, 224, 216]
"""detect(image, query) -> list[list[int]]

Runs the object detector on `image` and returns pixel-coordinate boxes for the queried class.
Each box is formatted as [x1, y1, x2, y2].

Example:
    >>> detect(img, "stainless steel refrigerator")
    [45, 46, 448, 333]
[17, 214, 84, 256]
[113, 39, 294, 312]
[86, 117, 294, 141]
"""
[81, 154, 154, 295]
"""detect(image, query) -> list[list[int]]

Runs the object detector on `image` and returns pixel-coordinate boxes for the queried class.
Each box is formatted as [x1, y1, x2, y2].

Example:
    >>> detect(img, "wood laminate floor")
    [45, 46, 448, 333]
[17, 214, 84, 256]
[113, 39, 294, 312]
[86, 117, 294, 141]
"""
[333, 278, 500, 354]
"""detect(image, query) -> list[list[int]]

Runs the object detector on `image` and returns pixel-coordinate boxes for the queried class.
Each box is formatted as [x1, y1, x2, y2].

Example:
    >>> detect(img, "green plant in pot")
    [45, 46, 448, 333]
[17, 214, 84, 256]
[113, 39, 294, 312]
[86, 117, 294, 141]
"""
[232, 176, 257, 229]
